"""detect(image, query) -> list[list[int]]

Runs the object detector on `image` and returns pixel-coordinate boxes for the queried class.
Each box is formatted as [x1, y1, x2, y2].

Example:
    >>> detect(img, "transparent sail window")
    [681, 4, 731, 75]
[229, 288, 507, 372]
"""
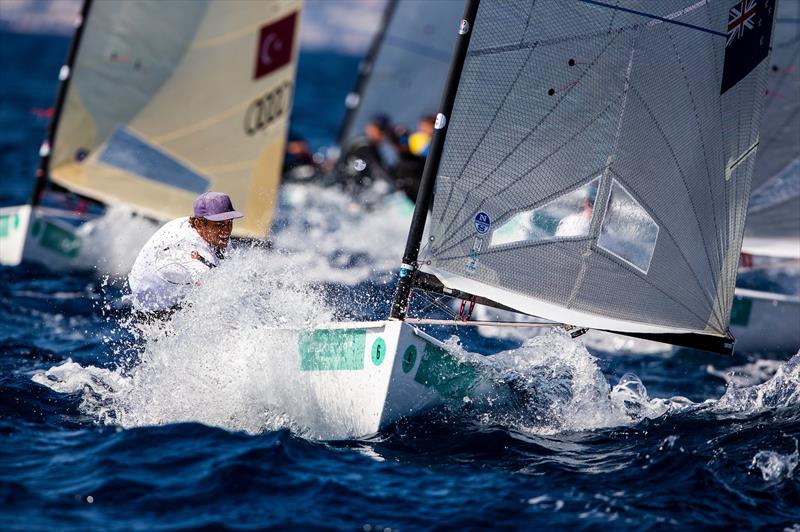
[597, 179, 659, 274]
[490, 177, 600, 247]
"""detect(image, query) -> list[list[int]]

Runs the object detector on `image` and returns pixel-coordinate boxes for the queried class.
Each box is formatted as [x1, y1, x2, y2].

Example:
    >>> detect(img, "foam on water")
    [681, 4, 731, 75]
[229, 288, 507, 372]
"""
[30, 239, 800, 440]
[78, 205, 159, 277]
[35, 247, 335, 435]
[270, 183, 413, 284]
[444, 330, 683, 435]
[751, 447, 799, 482]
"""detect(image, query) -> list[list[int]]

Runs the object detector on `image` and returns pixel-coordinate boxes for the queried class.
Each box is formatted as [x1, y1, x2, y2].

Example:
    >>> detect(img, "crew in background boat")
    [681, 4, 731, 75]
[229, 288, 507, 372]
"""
[336, 113, 394, 194]
[128, 192, 243, 321]
[408, 114, 435, 158]
[387, 124, 424, 202]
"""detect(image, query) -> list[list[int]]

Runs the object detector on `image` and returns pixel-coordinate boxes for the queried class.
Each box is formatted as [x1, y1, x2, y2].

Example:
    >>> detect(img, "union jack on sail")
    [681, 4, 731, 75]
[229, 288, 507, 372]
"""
[726, 0, 758, 45]
[720, 0, 776, 94]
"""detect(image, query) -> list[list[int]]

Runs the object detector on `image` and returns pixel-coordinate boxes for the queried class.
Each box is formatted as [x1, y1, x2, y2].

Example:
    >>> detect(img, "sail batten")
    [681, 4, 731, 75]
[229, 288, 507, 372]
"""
[417, 0, 776, 339]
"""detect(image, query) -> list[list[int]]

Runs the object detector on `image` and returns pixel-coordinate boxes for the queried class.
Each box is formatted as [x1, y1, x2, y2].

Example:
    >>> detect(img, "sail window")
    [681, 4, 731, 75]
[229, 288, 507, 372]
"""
[489, 177, 600, 247]
[597, 179, 659, 274]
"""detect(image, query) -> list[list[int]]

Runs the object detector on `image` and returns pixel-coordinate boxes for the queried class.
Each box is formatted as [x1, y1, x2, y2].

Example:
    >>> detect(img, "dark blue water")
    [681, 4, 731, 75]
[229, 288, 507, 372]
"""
[1, 30, 799, 531]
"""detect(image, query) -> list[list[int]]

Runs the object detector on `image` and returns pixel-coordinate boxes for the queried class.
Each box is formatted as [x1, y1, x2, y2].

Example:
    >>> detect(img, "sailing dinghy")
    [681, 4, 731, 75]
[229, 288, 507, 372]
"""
[293, 0, 777, 438]
[729, 0, 800, 353]
[0, 0, 302, 271]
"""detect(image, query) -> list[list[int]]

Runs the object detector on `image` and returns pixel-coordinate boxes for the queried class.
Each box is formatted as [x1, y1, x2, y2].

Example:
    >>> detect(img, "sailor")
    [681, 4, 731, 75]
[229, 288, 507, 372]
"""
[337, 113, 394, 189]
[555, 195, 594, 238]
[408, 114, 435, 158]
[128, 191, 243, 320]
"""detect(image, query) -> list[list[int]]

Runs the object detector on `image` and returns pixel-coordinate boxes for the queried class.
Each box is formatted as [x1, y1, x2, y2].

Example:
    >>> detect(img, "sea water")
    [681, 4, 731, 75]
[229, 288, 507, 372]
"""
[1, 30, 799, 530]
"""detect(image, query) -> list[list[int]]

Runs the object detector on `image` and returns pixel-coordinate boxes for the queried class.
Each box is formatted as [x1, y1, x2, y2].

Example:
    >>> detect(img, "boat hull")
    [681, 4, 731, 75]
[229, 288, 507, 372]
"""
[0, 203, 98, 270]
[293, 320, 473, 438]
[729, 288, 800, 355]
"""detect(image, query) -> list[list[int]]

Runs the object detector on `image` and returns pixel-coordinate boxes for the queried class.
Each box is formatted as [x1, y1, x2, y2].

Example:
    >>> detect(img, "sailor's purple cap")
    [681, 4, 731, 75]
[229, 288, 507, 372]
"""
[193, 192, 244, 221]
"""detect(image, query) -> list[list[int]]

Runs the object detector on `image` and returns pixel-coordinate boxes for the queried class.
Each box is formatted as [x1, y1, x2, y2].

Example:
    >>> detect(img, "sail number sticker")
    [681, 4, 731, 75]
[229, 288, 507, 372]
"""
[244, 81, 292, 136]
[474, 212, 491, 234]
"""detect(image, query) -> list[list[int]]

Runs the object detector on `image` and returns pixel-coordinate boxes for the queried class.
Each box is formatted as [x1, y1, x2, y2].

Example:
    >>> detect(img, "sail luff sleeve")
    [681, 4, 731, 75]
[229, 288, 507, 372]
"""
[418, 0, 776, 338]
[390, 0, 481, 320]
[32, 0, 94, 205]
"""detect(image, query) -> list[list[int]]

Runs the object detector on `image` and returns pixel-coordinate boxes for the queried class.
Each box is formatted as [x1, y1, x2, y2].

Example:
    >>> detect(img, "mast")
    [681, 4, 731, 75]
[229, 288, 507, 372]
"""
[390, 0, 480, 320]
[31, 0, 94, 206]
[335, 0, 399, 146]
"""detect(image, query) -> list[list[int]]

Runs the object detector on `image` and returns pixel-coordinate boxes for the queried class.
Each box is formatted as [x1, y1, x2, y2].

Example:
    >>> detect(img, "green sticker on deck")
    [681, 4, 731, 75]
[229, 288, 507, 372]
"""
[402, 345, 417, 373]
[0, 215, 9, 238]
[414, 343, 476, 398]
[730, 296, 753, 326]
[298, 328, 366, 371]
[371, 338, 386, 366]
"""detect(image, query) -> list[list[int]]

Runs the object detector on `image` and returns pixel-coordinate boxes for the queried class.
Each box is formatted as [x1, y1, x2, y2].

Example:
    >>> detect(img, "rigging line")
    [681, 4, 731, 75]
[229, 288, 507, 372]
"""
[405, 318, 565, 328]
[414, 292, 458, 319]
[576, 0, 726, 38]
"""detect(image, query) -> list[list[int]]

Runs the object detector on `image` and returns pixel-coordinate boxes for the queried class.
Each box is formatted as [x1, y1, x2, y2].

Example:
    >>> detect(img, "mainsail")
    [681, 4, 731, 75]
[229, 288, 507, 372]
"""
[338, 0, 464, 145]
[742, 1, 800, 259]
[39, 0, 302, 238]
[397, 0, 776, 349]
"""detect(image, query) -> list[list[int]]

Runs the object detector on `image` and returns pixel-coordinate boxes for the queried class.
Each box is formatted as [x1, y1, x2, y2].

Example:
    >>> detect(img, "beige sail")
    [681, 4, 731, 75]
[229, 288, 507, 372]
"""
[49, 0, 303, 238]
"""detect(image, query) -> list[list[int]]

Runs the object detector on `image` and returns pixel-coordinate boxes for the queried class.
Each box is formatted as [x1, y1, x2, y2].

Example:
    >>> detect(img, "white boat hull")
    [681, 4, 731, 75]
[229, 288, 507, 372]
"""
[293, 320, 473, 438]
[0, 204, 94, 269]
[730, 288, 800, 355]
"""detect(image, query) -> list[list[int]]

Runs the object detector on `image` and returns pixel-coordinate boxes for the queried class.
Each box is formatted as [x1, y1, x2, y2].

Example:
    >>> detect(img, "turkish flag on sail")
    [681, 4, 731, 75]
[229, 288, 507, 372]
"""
[253, 12, 297, 80]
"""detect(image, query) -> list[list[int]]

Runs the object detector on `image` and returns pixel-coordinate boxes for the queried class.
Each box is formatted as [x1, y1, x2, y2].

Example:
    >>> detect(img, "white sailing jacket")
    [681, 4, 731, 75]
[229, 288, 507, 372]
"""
[128, 217, 220, 312]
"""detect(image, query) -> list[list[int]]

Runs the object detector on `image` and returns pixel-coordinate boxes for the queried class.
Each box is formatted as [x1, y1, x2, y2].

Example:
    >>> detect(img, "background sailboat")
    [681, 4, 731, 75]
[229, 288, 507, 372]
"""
[0, 0, 302, 273]
[336, 0, 464, 148]
[730, 2, 800, 353]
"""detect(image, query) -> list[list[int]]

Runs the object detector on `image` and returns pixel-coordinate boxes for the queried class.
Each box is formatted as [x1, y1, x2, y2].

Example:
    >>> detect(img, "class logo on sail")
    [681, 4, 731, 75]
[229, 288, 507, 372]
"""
[720, 0, 775, 94]
[253, 12, 297, 80]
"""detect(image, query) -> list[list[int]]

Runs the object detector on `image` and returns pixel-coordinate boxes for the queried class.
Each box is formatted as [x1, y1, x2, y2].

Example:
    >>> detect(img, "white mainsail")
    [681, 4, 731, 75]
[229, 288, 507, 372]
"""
[46, 0, 302, 238]
[416, 0, 776, 341]
[339, 0, 464, 144]
[742, 0, 800, 259]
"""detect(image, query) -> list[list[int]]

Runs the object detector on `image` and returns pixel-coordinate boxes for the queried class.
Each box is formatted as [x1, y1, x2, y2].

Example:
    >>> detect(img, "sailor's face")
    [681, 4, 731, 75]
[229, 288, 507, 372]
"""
[197, 219, 233, 249]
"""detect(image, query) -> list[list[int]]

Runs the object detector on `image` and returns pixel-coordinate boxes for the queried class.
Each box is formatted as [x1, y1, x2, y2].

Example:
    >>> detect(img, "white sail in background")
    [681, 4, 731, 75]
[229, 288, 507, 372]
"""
[419, 0, 776, 338]
[742, 1, 800, 259]
[340, 0, 464, 144]
[48, 0, 302, 238]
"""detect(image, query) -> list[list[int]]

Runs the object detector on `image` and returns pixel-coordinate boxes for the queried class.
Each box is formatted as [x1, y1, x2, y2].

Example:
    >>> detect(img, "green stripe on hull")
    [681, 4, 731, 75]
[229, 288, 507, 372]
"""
[299, 328, 367, 371]
[415, 343, 475, 399]
[730, 297, 753, 326]
[31, 219, 82, 257]
[0, 214, 19, 239]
